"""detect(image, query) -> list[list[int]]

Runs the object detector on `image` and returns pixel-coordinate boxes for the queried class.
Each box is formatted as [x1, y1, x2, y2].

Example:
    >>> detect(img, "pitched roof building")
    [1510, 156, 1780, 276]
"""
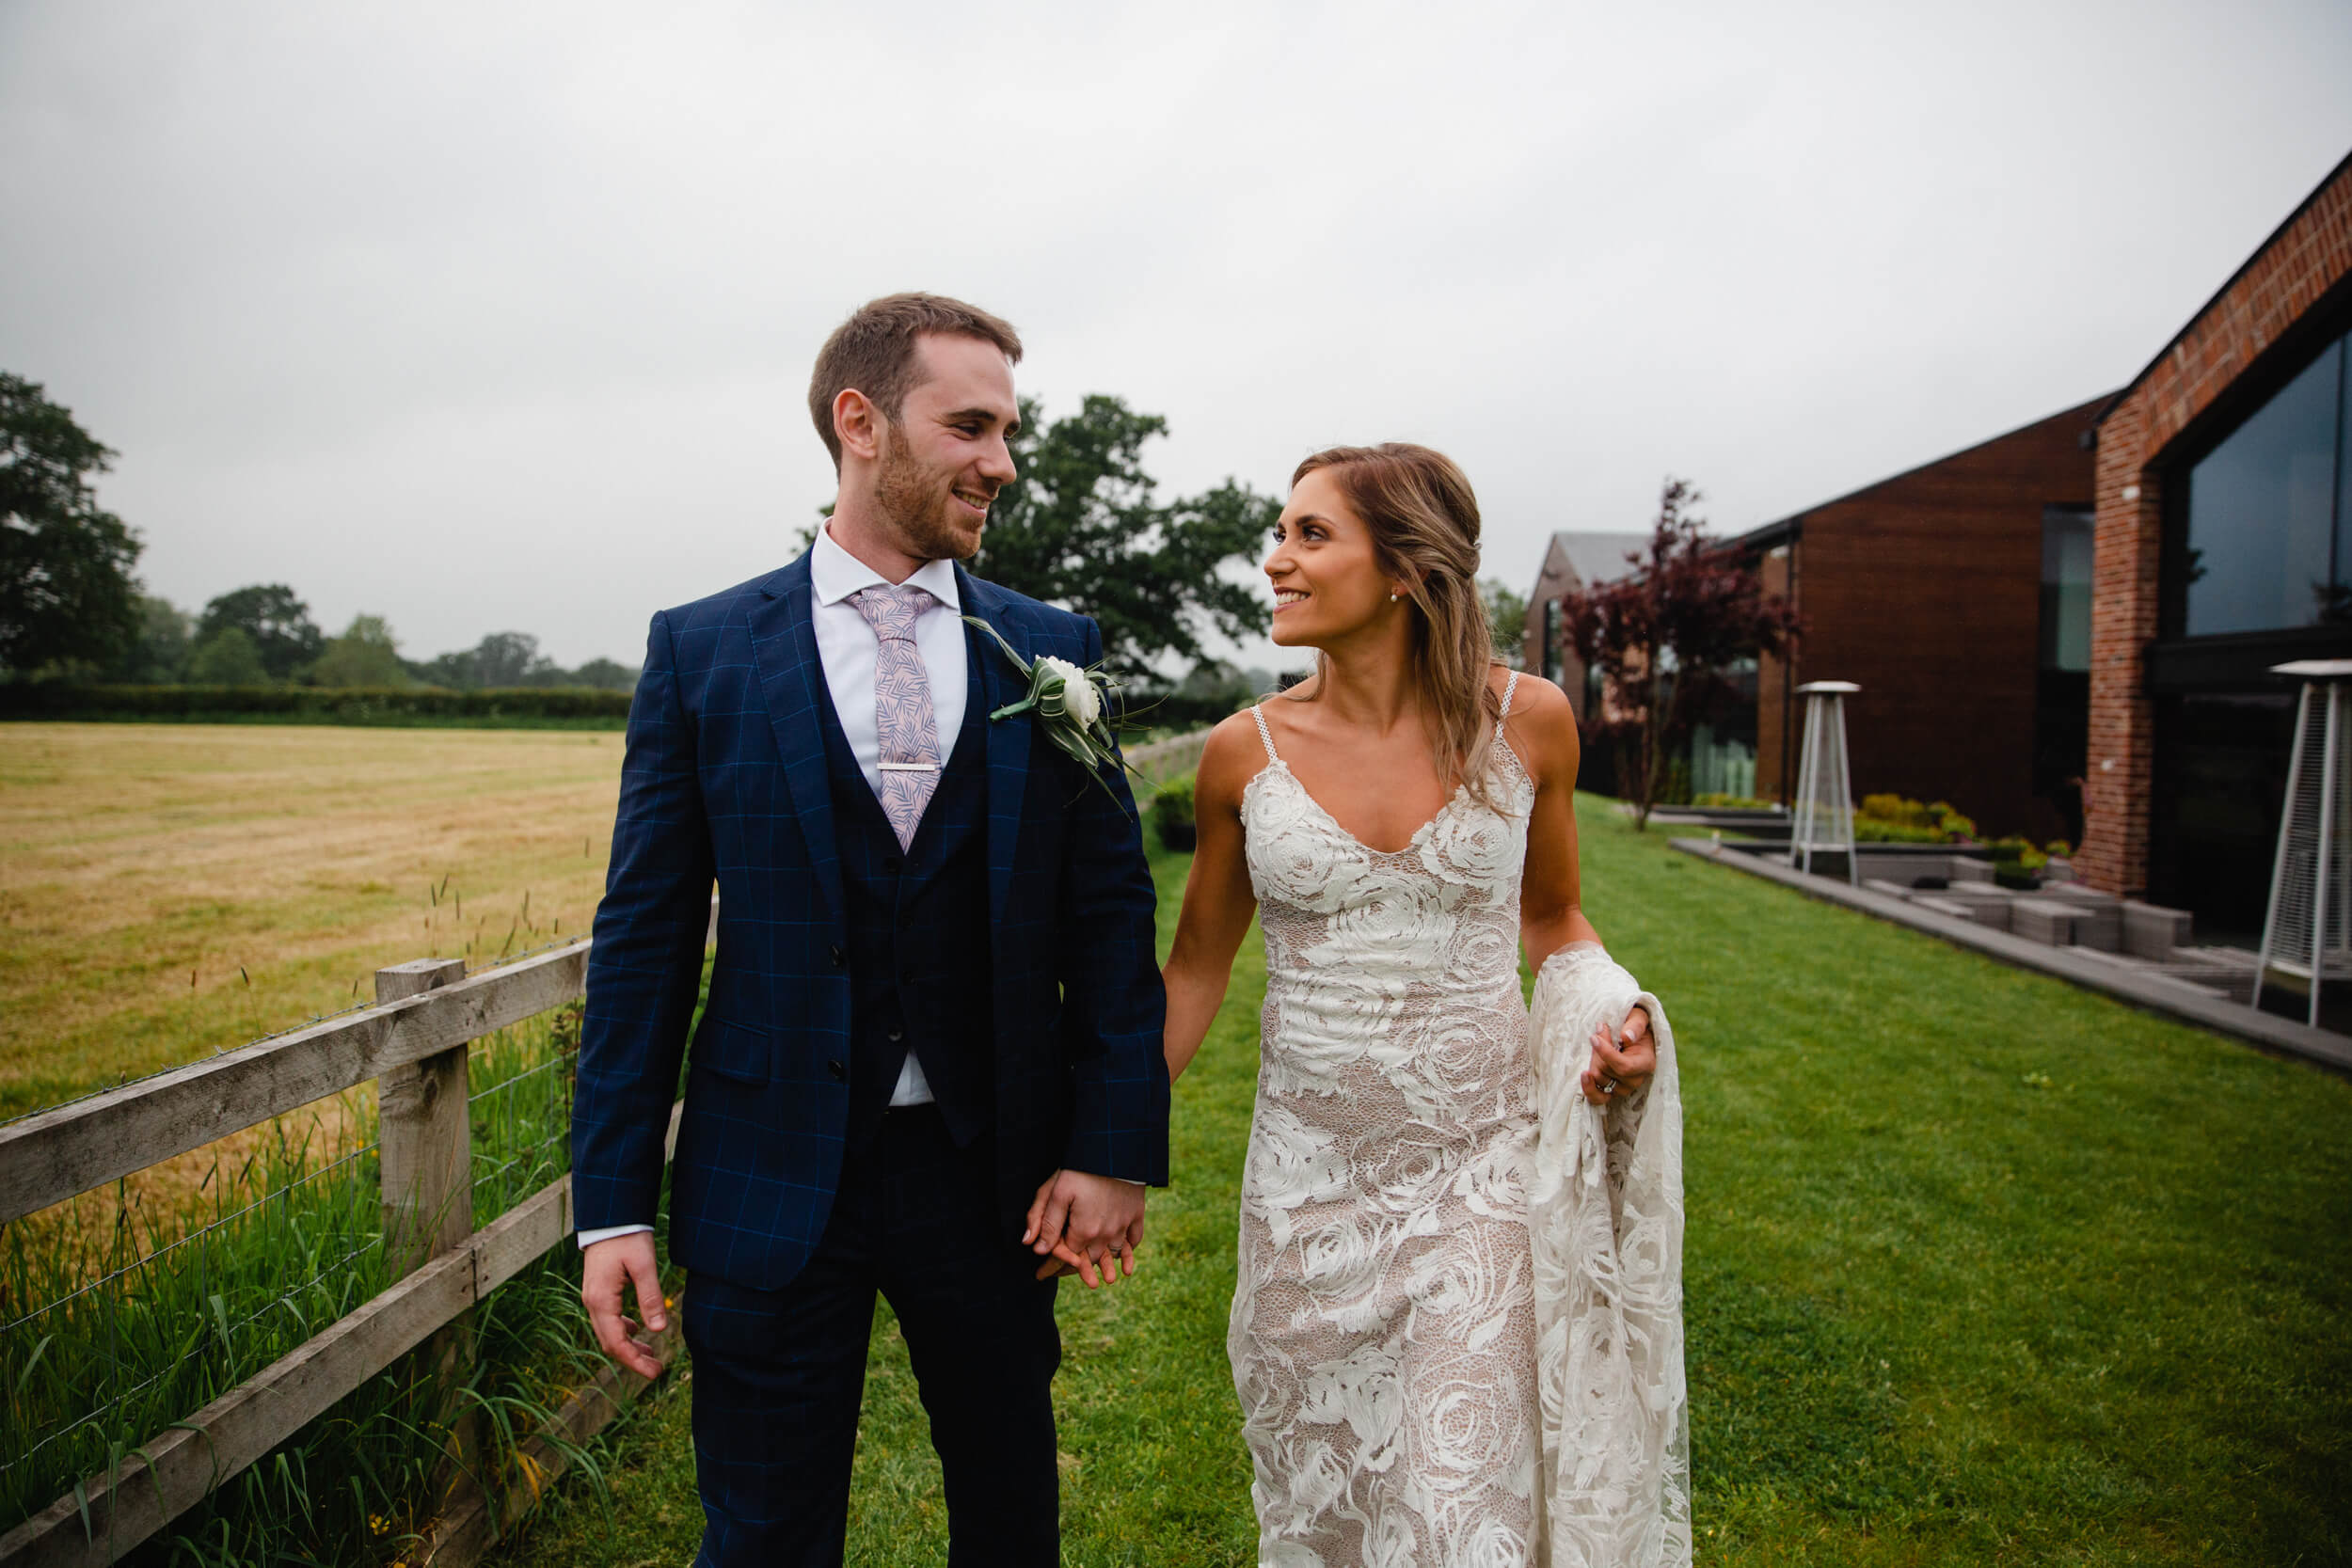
[1734, 394, 2110, 844]
[1521, 531, 1647, 711]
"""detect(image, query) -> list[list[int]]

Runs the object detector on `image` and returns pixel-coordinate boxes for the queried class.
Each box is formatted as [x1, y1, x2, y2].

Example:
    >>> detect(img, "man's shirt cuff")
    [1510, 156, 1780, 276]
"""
[578, 1223, 654, 1249]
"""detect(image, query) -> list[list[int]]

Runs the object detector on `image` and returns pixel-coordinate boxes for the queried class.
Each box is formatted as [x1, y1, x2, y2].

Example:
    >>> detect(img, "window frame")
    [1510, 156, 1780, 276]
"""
[2157, 278, 2352, 648]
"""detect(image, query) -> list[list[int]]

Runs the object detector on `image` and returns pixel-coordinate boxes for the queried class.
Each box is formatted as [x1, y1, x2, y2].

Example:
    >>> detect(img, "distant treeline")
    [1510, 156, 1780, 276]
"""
[88, 584, 641, 694]
[0, 683, 632, 725]
[0, 680, 1265, 733]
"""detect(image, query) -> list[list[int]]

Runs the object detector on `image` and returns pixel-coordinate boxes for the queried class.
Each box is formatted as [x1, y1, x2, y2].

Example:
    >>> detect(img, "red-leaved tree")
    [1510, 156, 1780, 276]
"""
[1559, 479, 1803, 830]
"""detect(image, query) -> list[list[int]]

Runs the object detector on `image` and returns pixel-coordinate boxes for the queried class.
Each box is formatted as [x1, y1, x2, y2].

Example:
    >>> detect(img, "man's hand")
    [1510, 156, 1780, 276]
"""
[581, 1230, 668, 1378]
[1023, 1169, 1147, 1288]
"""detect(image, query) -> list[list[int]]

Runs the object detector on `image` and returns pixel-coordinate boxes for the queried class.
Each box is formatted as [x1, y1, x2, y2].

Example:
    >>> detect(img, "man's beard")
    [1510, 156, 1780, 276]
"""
[874, 422, 985, 562]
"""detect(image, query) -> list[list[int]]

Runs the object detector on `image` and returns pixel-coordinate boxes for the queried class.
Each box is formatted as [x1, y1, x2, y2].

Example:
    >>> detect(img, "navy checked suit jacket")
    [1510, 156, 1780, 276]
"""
[570, 551, 1171, 1291]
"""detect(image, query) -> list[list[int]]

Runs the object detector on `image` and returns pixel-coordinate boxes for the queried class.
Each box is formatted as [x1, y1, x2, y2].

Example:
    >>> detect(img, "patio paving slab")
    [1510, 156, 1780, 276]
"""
[1671, 837, 2352, 1073]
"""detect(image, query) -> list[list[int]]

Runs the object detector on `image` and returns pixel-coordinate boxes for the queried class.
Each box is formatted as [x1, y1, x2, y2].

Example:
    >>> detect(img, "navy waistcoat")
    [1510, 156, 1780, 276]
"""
[813, 636, 995, 1148]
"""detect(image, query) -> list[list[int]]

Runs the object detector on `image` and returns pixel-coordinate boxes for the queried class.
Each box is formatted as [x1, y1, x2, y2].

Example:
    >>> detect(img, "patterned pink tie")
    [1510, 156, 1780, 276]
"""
[850, 584, 943, 849]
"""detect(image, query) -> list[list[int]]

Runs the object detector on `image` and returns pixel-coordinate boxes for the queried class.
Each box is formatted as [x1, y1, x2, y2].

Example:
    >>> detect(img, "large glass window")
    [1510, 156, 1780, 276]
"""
[2041, 506, 2093, 671]
[2035, 506, 2093, 841]
[2182, 328, 2350, 635]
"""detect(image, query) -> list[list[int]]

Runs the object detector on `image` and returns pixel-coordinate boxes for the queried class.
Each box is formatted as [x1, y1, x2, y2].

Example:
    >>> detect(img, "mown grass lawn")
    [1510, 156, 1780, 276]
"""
[505, 798, 2352, 1566]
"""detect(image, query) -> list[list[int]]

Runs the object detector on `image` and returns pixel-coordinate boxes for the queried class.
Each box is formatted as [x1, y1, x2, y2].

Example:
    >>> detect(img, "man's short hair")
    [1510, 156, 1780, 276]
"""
[807, 293, 1024, 470]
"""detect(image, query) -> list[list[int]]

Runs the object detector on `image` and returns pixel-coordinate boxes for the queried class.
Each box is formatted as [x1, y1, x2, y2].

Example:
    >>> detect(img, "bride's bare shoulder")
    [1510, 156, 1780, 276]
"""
[1194, 709, 1273, 812]
[1498, 667, 1570, 720]
[1494, 670, 1579, 779]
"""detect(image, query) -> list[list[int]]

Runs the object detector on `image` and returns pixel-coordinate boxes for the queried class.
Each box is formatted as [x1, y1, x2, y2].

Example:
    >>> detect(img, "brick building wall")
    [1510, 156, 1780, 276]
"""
[2078, 154, 2352, 896]
[1747, 397, 2105, 841]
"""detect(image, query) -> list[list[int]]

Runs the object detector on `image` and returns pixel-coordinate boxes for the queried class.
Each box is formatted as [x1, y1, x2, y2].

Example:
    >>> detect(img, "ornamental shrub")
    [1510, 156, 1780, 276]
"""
[1152, 775, 1196, 830]
[1853, 794, 1978, 844]
[1151, 774, 1197, 851]
[1988, 834, 2048, 872]
[1858, 793, 1935, 829]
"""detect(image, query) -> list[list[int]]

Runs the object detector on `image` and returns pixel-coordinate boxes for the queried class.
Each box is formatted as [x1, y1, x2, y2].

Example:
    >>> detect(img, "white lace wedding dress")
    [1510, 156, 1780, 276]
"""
[1230, 674, 1689, 1568]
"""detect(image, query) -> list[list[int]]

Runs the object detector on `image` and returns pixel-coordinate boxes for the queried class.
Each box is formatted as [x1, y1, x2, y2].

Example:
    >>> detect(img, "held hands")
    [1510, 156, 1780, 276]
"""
[1580, 1003, 1658, 1107]
[1023, 1169, 1147, 1288]
[581, 1231, 668, 1379]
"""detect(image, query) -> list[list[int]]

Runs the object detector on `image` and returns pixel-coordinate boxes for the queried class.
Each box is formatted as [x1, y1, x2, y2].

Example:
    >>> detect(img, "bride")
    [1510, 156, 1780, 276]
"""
[1161, 444, 1687, 1565]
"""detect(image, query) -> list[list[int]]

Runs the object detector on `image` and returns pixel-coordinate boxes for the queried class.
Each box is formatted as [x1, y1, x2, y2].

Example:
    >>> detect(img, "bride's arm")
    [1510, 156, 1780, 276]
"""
[1511, 676, 1604, 968]
[1161, 715, 1262, 1082]
[1510, 675, 1659, 1103]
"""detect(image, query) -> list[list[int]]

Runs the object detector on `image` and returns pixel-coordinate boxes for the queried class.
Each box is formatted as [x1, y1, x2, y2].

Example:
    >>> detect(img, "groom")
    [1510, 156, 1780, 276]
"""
[570, 293, 1170, 1565]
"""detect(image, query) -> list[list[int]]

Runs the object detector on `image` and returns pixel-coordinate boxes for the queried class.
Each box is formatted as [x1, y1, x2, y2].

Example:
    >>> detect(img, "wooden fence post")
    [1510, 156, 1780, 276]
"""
[376, 958, 472, 1274]
[375, 957, 483, 1487]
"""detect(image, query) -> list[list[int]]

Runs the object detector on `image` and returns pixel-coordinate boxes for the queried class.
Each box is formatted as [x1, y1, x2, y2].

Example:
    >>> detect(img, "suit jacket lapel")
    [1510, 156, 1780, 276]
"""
[747, 551, 845, 927]
[959, 565, 1033, 924]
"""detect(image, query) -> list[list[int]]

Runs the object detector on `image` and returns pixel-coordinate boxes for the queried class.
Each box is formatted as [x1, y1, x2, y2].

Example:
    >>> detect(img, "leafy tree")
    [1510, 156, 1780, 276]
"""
[566, 657, 638, 690]
[188, 626, 269, 687]
[110, 594, 193, 682]
[311, 614, 410, 688]
[1480, 578, 1528, 669]
[409, 649, 476, 689]
[410, 631, 564, 689]
[472, 631, 558, 687]
[1560, 479, 1802, 830]
[195, 585, 321, 681]
[972, 395, 1277, 675]
[0, 373, 143, 675]
[790, 395, 1279, 677]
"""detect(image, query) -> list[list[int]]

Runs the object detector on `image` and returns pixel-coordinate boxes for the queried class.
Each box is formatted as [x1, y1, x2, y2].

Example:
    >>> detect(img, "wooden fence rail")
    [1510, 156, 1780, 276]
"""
[0, 902, 715, 1566]
[1125, 726, 1213, 787]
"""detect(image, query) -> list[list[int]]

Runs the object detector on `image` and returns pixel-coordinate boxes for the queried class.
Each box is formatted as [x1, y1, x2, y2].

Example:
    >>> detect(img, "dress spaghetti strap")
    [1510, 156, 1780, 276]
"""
[1249, 704, 1280, 763]
[1499, 670, 1522, 720]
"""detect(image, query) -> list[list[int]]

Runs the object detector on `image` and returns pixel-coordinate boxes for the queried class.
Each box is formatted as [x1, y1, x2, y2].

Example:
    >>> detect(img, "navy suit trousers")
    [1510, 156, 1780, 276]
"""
[683, 1104, 1061, 1566]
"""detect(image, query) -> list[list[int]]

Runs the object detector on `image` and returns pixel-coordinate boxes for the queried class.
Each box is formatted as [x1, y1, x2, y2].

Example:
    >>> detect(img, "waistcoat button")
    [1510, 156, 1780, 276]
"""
[827, 1059, 846, 1082]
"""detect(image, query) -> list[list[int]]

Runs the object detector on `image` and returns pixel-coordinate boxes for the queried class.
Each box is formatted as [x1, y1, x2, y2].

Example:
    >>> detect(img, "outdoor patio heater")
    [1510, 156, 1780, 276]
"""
[1788, 680, 1860, 885]
[2254, 658, 2352, 1028]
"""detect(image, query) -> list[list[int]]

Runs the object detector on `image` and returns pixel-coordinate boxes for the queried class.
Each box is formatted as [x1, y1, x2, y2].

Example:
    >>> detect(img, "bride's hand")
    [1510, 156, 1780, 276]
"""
[1580, 1006, 1656, 1106]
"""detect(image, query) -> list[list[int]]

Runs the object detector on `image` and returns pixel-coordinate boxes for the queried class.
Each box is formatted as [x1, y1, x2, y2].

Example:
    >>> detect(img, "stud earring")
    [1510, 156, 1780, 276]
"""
[1389, 592, 1401, 602]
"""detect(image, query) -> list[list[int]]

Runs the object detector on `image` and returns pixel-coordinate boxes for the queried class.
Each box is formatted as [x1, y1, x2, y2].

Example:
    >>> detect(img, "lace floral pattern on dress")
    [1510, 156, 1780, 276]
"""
[1232, 681, 1544, 1566]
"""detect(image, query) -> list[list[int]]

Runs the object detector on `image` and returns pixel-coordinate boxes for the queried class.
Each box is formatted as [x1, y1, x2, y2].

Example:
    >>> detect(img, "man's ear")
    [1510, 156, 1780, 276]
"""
[834, 388, 883, 465]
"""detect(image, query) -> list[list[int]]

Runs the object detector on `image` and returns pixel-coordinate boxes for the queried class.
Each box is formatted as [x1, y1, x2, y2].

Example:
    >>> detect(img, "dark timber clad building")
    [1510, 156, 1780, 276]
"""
[1733, 395, 2111, 847]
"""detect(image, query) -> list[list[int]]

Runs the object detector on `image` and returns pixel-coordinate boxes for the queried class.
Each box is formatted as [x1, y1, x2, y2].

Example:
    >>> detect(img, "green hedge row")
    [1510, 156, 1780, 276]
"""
[0, 684, 634, 724]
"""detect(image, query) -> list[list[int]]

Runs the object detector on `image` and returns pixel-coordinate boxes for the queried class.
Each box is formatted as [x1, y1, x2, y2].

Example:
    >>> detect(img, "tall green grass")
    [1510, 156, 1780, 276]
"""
[0, 1004, 635, 1565]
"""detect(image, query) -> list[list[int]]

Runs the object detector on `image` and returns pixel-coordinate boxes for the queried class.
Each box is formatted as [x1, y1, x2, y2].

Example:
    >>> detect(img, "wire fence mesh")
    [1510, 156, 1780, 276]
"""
[0, 1108, 383, 1517]
[0, 996, 587, 1535]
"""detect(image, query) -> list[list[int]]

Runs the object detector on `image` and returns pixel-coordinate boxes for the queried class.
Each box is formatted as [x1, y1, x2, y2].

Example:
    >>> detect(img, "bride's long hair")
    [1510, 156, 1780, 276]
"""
[1283, 443, 1505, 807]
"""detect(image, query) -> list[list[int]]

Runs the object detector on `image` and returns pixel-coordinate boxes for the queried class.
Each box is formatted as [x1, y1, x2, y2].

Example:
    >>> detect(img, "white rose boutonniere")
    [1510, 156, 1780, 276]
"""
[963, 616, 1134, 806]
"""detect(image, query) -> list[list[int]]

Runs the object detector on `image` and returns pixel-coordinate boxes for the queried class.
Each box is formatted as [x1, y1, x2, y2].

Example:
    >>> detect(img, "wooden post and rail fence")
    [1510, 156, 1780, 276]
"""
[0, 724, 1212, 1565]
[0, 900, 718, 1567]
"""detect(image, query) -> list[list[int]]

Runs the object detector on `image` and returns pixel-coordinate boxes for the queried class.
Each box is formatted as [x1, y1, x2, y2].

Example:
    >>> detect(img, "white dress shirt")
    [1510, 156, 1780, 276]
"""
[579, 526, 968, 1249]
[807, 523, 969, 800]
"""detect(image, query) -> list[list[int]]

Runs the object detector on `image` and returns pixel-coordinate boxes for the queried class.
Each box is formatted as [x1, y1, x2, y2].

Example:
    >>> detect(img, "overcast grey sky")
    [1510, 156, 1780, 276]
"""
[4, 1, 2349, 671]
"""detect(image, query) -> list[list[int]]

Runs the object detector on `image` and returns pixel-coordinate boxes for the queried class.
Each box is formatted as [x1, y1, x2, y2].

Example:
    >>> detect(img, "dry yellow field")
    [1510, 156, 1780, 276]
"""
[0, 723, 627, 1119]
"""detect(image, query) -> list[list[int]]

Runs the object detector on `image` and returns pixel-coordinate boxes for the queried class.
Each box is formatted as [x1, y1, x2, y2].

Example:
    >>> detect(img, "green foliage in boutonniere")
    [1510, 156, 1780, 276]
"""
[963, 616, 1137, 803]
